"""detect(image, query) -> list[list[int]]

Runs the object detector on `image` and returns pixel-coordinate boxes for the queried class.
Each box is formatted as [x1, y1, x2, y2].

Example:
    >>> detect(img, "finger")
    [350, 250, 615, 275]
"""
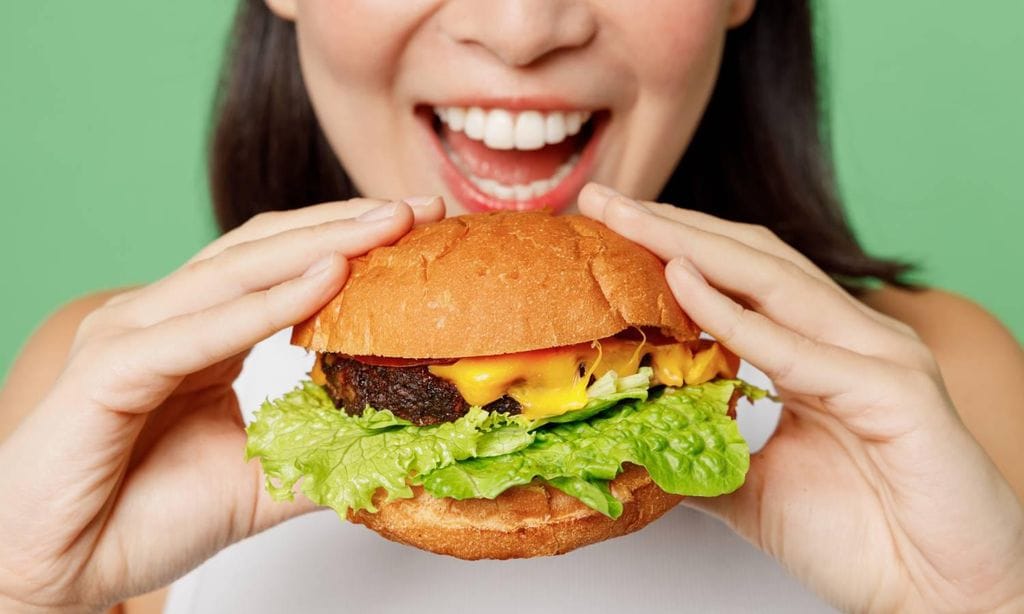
[601, 198, 919, 365]
[113, 203, 415, 328]
[664, 258, 924, 434]
[135, 252, 349, 386]
[579, 183, 832, 284]
[84, 253, 350, 414]
[192, 196, 445, 263]
[578, 183, 910, 335]
[112, 196, 440, 310]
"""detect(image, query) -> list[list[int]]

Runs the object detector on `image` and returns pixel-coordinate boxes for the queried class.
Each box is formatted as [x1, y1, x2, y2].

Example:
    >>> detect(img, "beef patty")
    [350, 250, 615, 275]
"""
[320, 354, 521, 426]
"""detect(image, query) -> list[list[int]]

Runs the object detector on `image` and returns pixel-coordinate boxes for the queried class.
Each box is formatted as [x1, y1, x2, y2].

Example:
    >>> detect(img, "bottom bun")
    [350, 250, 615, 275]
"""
[348, 464, 682, 560]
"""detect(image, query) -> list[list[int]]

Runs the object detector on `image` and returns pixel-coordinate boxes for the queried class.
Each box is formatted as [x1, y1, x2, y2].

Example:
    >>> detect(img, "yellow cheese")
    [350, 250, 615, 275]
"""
[590, 338, 644, 380]
[429, 346, 594, 419]
[426, 337, 739, 420]
[648, 343, 691, 387]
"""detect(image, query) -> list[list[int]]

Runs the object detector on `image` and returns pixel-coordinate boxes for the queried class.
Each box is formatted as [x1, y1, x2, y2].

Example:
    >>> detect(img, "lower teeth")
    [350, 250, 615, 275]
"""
[467, 154, 580, 203]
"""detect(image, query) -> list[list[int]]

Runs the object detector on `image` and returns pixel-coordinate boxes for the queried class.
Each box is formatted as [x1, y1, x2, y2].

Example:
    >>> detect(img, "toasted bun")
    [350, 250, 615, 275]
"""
[349, 464, 681, 559]
[292, 211, 698, 357]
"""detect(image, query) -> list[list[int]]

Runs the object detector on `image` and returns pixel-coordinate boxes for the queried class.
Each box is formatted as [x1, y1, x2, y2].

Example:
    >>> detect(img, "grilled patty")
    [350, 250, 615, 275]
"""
[321, 354, 521, 426]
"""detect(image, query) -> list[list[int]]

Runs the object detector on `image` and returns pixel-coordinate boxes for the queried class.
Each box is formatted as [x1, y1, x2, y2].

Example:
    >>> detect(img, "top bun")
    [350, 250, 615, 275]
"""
[292, 211, 698, 358]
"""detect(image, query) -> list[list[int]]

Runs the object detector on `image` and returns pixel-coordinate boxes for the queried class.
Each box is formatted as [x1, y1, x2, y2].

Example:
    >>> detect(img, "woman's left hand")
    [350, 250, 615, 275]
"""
[578, 183, 1024, 612]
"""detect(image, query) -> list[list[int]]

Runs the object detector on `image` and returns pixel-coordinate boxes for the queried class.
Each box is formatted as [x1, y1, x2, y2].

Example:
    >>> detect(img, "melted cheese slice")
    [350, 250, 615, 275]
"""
[427, 337, 738, 420]
[430, 347, 595, 420]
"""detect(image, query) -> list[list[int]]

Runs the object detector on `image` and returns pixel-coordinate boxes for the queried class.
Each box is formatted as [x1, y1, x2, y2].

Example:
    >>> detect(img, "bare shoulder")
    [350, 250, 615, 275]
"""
[862, 285, 1024, 392]
[863, 286, 1024, 384]
[0, 289, 127, 440]
[863, 286, 1022, 357]
[864, 286, 1024, 499]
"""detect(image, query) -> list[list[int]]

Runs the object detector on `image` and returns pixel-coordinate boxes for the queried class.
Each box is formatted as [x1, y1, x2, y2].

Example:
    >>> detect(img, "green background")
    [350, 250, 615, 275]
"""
[1, 2, 1021, 380]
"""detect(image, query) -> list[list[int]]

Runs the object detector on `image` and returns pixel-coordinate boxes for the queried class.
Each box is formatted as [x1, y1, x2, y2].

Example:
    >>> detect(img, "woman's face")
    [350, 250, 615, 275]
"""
[266, 0, 755, 215]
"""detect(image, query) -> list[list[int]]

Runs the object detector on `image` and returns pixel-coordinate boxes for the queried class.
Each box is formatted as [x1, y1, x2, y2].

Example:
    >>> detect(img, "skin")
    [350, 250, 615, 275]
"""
[266, 0, 757, 212]
[1, 0, 1022, 612]
[577, 187, 1024, 611]
[0, 198, 447, 612]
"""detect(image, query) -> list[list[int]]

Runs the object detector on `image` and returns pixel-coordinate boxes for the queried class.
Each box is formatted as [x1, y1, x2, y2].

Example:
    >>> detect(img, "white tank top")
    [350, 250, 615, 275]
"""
[165, 330, 833, 613]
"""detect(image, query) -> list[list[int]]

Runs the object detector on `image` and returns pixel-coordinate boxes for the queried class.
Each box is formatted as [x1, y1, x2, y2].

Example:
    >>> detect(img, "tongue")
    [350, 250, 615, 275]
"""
[444, 126, 579, 185]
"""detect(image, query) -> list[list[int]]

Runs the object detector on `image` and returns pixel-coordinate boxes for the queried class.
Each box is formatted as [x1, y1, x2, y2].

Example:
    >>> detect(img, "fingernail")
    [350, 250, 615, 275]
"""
[357, 201, 400, 222]
[667, 258, 705, 283]
[586, 183, 619, 200]
[610, 194, 647, 213]
[586, 184, 645, 213]
[402, 195, 441, 208]
[302, 255, 334, 278]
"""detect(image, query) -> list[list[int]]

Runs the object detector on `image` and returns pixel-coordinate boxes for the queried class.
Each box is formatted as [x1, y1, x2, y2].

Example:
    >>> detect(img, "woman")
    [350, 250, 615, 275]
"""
[1, 0, 1022, 612]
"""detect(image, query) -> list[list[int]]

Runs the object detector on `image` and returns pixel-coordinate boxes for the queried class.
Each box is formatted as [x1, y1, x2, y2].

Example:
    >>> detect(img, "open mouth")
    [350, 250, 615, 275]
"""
[421, 104, 606, 213]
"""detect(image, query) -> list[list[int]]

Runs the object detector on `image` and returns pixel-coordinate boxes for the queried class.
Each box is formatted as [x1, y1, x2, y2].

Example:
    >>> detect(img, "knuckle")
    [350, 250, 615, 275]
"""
[893, 320, 921, 341]
[308, 219, 341, 243]
[873, 310, 919, 339]
[747, 275, 781, 313]
[75, 308, 109, 339]
[81, 337, 166, 412]
[898, 365, 941, 398]
[870, 320, 938, 374]
[74, 304, 133, 344]
[78, 335, 118, 365]
[906, 341, 940, 374]
[67, 335, 123, 388]
[259, 287, 289, 334]
[345, 198, 387, 213]
[771, 256, 805, 285]
[246, 210, 282, 229]
[183, 246, 229, 279]
[606, 195, 647, 222]
[102, 290, 135, 307]
[172, 260, 210, 288]
[748, 257, 800, 310]
[742, 223, 777, 242]
[715, 301, 749, 346]
[645, 200, 674, 216]
[776, 330, 813, 382]
[180, 255, 209, 278]
[190, 238, 226, 262]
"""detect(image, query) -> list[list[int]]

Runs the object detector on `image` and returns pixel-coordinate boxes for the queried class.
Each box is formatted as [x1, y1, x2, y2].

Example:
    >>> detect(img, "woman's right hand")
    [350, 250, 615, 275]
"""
[0, 197, 444, 613]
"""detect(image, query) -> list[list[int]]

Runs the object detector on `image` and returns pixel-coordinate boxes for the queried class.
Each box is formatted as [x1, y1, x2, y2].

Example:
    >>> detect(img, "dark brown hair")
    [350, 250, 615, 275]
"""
[210, 0, 908, 286]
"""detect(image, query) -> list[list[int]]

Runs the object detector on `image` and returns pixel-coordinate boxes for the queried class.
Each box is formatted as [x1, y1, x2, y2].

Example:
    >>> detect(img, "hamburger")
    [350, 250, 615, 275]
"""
[246, 211, 765, 559]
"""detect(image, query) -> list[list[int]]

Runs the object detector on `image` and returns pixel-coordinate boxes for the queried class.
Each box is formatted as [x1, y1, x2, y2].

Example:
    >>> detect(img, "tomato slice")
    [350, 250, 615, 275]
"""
[342, 354, 457, 368]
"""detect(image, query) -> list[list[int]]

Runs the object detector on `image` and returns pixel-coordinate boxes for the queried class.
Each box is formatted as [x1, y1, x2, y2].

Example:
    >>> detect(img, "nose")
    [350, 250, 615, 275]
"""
[439, 0, 597, 68]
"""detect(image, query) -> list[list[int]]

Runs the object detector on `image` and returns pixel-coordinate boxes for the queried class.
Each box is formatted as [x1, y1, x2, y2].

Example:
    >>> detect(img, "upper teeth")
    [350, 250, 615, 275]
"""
[435, 106, 592, 151]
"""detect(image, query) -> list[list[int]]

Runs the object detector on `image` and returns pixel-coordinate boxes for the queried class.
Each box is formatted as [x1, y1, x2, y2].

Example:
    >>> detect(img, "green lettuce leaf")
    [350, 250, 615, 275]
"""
[416, 380, 749, 518]
[245, 382, 534, 518]
[547, 476, 623, 519]
[247, 376, 759, 523]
